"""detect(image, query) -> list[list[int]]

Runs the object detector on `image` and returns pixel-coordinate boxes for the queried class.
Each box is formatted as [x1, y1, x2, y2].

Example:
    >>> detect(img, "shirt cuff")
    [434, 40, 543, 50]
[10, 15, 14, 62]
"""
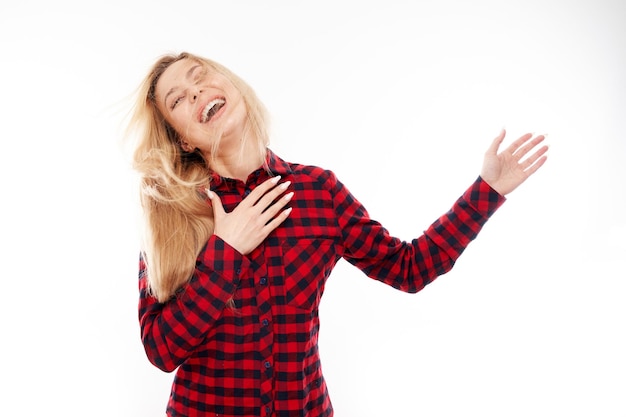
[463, 176, 506, 218]
[197, 235, 252, 286]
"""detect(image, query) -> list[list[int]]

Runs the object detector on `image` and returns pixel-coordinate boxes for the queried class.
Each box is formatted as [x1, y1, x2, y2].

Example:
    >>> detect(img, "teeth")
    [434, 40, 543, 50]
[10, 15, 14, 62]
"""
[201, 98, 226, 123]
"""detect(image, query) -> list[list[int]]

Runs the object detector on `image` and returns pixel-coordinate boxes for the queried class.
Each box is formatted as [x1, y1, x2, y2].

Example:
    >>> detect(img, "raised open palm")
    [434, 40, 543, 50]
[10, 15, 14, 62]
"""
[481, 129, 549, 195]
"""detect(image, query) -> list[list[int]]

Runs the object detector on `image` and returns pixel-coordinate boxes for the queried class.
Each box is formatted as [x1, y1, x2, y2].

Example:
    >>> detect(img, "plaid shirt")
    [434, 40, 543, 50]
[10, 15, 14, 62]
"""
[138, 150, 505, 417]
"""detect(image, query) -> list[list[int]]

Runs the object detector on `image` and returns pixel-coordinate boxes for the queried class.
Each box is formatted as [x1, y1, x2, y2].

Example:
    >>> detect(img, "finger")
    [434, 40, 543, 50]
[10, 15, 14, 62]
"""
[255, 180, 291, 211]
[513, 134, 545, 160]
[243, 175, 282, 207]
[262, 206, 293, 233]
[207, 189, 225, 219]
[259, 191, 294, 223]
[521, 144, 549, 172]
[506, 132, 534, 155]
[486, 128, 506, 155]
[525, 154, 548, 177]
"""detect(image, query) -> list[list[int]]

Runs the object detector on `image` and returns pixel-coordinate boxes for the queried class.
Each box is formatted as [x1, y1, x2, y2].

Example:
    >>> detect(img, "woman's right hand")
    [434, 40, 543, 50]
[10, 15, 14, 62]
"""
[207, 176, 293, 255]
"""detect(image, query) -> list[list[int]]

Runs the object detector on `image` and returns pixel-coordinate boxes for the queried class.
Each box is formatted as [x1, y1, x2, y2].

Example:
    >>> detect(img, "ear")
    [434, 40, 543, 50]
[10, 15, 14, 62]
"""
[180, 141, 195, 152]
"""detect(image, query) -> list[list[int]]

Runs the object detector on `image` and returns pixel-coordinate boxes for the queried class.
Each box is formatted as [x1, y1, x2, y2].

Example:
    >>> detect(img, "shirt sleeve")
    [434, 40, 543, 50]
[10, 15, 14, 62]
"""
[138, 235, 251, 372]
[331, 173, 505, 293]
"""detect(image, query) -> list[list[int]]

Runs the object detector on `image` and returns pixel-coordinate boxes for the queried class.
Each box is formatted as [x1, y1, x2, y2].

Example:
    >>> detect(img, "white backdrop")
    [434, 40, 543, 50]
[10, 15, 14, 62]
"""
[1, 1, 624, 416]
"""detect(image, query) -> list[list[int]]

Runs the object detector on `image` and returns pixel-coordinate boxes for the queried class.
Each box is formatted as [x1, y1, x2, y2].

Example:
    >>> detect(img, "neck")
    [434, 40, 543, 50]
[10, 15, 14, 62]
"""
[205, 137, 265, 182]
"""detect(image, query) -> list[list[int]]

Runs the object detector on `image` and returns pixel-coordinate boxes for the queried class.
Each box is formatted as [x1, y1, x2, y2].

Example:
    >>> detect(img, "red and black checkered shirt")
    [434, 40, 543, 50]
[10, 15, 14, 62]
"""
[138, 150, 505, 416]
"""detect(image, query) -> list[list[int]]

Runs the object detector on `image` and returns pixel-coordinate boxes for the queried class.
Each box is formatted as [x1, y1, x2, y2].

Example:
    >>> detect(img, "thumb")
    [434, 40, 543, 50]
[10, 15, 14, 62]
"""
[207, 189, 225, 219]
[487, 128, 506, 155]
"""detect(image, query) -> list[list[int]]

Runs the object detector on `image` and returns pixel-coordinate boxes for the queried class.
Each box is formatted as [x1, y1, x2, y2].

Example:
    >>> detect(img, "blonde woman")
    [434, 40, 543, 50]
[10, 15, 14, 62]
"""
[129, 51, 548, 417]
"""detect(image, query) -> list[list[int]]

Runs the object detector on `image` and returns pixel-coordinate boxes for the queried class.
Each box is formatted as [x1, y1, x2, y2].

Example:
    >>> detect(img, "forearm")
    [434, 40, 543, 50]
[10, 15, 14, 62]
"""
[138, 235, 250, 372]
[342, 176, 505, 292]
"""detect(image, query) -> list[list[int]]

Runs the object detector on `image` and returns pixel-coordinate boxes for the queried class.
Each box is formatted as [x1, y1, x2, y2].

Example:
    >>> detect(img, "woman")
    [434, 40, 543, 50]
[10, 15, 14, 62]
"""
[129, 51, 548, 417]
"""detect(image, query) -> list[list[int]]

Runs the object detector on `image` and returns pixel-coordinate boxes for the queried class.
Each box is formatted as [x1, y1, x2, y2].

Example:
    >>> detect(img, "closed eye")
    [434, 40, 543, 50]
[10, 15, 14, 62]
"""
[171, 95, 185, 110]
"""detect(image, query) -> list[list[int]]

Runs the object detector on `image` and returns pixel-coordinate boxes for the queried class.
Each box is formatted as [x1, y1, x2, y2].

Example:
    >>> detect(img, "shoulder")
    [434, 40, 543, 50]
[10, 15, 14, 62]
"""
[286, 161, 339, 187]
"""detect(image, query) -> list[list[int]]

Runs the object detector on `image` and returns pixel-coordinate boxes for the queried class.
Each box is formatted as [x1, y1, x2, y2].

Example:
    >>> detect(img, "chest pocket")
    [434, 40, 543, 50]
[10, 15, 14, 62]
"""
[279, 238, 337, 311]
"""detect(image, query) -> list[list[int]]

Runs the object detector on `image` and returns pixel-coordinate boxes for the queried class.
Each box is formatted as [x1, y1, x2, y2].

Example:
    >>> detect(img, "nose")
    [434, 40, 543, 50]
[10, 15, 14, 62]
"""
[190, 88, 203, 103]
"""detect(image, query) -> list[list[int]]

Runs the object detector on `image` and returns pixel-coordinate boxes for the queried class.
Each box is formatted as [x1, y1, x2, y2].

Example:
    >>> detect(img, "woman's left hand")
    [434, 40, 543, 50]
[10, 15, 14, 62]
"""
[480, 129, 549, 196]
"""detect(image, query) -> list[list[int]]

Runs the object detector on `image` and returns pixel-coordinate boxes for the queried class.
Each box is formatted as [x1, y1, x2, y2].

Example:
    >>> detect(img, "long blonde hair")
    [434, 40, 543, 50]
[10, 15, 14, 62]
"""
[127, 52, 270, 302]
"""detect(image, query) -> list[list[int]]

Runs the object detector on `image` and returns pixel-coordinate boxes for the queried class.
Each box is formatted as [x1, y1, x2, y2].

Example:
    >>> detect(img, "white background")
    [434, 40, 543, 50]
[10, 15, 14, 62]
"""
[1, 1, 624, 416]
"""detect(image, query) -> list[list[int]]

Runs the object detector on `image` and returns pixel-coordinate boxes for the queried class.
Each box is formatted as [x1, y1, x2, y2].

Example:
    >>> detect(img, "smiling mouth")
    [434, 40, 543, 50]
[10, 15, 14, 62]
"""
[200, 98, 226, 123]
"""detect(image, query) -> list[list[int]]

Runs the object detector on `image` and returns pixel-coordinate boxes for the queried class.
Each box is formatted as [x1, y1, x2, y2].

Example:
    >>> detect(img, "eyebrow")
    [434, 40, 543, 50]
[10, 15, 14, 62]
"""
[163, 64, 202, 109]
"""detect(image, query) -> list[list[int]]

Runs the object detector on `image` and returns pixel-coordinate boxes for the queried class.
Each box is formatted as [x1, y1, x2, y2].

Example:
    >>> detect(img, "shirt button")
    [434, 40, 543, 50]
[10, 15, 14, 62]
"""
[265, 406, 271, 415]
[259, 277, 267, 285]
[262, 319, 269, 326]
[264, 361, 271, 369]
[244, 189, 251, 196]
[236, 268, 241, 275]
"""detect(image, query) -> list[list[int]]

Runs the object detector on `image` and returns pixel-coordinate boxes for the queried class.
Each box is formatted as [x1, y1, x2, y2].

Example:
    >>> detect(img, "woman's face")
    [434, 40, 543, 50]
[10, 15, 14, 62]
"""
[154, 58, 248, 153]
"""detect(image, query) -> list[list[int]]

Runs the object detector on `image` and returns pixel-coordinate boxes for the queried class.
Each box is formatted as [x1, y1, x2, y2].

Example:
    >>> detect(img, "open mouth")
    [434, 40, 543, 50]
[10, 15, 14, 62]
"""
[200, 98, 226, 123]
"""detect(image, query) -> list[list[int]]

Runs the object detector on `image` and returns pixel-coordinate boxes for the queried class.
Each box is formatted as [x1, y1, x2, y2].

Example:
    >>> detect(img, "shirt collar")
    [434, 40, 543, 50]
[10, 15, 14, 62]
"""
[266, 149, 293, 176]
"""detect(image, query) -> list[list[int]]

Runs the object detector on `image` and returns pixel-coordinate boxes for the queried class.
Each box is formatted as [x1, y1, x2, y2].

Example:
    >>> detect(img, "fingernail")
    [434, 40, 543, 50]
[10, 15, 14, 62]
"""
[207, 190, 214, 199]
[284, 191, 294, 201]
[280, 181, 291, 190]
[271, 175, 281, 184]
[283, 207, 293, 216]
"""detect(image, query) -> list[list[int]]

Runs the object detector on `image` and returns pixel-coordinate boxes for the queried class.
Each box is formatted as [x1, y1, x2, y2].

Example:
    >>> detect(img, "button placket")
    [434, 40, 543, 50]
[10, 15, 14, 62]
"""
[258, 274, 272, 334]
[255, 262, 274, 413]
